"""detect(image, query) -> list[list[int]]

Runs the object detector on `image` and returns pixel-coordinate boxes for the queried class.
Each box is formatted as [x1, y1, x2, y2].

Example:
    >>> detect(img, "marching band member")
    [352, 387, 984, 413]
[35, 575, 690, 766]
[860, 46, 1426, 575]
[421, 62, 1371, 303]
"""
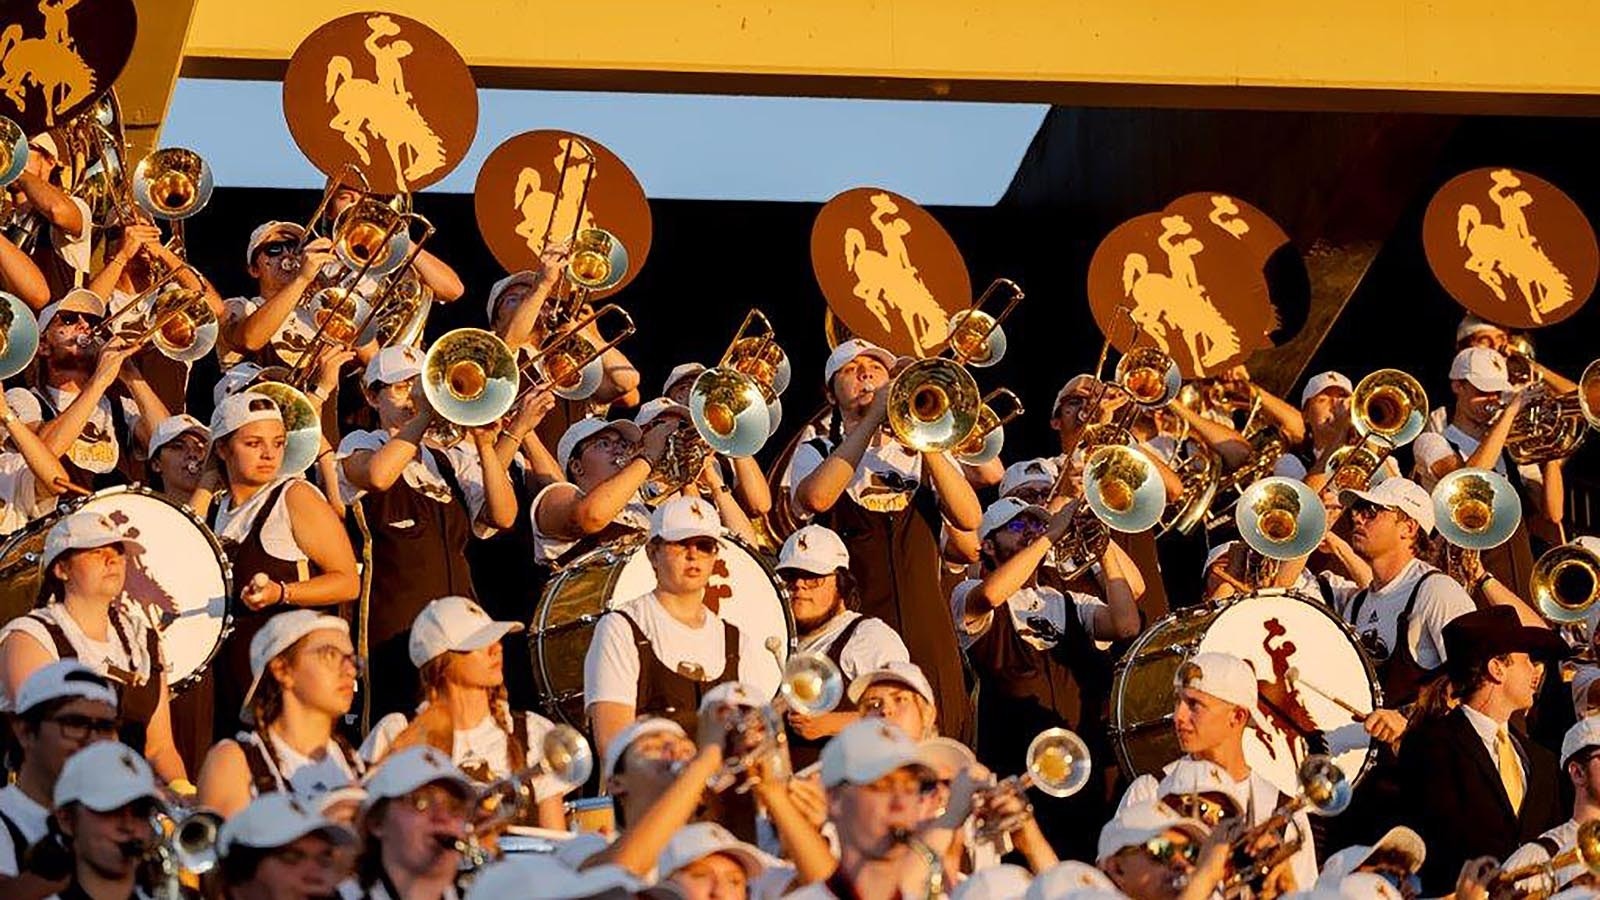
[658, 822, 779, 900]
[1113, 652, 1318, 891]
[489, 263, 642, 409]
[633, 398, 760, 543]
[531, 416, 657, 566]
[338, 346, 516, 719]
[777, 524, 909, 764]
[342, 746, 473, 900]
[42, 742, 167, 900]
[7, 133, 89, 298]
[583, 496, 781, 756]
[359, 596, 568, 829]
[143, 414, 209, 505]
[217, 792, 358, 900]
[1501, 717, 1600, 898]
[1095, 804, 1233, 900]
[1397, 606, 1569, 893]
[198, 611, 364, 818]
[221, 222, 336, 367]
[0, 662, 120, 896]
[578, 717, 697, 866]
[0, 390, 71, 536]
[1271, 370, 1398, 485]
[663, 363, 706, 407]
[0, 231, 48, 311]
[1314, 827, 1426, 899]
[997, 458, 1060, 507]
[204, 392, 360, 739]
[0, 511, 186, 784]
[850, 662, 941, 742]
[787, 339, 981, 744]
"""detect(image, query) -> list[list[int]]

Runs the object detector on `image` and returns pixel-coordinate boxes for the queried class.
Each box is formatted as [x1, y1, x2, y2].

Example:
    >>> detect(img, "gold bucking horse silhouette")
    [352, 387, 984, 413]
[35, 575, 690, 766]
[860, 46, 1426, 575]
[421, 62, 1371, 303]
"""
[324, 14, 446, 192]
[1121, 215, 1239, 376]
[0, 0, 95, 127]
[1457, 169, 1573, 324]
[842, 193, 950, 355]
[513, 139, 597, 255]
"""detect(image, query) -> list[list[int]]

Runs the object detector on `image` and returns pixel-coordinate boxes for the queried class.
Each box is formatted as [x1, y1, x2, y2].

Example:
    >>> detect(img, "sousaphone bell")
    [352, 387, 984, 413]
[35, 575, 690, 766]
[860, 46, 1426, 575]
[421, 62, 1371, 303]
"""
[421, 328, 520, 427]
[1236, 476, 1327, 560]
[1083, 443, 1165, 533]
[0, 291, 39, 381]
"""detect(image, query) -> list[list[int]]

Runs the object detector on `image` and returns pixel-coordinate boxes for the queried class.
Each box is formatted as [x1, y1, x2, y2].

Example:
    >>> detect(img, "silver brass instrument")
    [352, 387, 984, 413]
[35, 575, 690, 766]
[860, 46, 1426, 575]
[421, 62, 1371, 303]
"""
[131, 147, 213, 266]
[137, 285, 218, 363]
[973, 728, 1093, 841]
[953, 388, 1024, 466]
[1114, 347, 1182, 410]
[0, 291, 39, 380]
[1432, 466, 1521, 579]
[947, 278, 1024, 368]
[1532, 542, 1600, 624]
[1082, 443, 1165, 534]
[85, 263, 199, 348]
[447, 725, 594, 868]
[1235, 476, 1328, 588]
[1326, 435, 1393, 492]
[1505, 360, 1600, 464]
[1224, 755, 1350, 896]
[779, 652, 845, 717]
[1505, 333, 1538, 387]
[689, 310, 790, 458]
[125, 805, 223, 900]
[0, 115, 26, 195]
[244, 381, 322, 475]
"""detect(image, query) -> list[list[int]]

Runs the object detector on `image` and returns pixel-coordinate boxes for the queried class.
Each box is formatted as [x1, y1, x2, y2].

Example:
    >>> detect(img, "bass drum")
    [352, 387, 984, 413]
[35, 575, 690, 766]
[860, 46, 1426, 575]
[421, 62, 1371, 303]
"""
[1109, 589, 1381, 798]
[0, 486, 232, 693]
[530, 532, 793, 726]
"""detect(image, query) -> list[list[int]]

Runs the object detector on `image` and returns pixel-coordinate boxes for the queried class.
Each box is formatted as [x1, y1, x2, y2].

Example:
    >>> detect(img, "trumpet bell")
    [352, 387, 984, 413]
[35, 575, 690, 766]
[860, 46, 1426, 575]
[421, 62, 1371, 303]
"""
[422, 328, 519, 427]
[1432, 467, 1521, 551]
[1115, 347, 1182, 408]
[132, 148, 213, 220]
[0, 291, 40, 381]
[568, 228, 629, 291]
[172, 810, 223, 874]
[781, 653, 844, 717]
[947, 309, 1006, 368]
[1532, 542, 1600, 623]
[1352, 369, 1427, 448]
[1298, 754, 1352, 817]
[689, 367, 772, 458]
[1237, 476, 1327, 560]
[539, 724, 595, 790]
[245, 382, 321, 475]
[886, 358, 980, 453]
[1084, 444, 1165, 533]
[0, 117, 26, 187]
[1026, 728, 1093, 798]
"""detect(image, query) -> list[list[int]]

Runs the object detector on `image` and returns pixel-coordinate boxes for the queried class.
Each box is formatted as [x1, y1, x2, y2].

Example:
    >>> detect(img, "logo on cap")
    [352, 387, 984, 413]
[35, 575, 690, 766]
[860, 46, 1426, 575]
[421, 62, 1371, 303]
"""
[689, 501, 706, 521]
[118, 749, 140, 773]
[796, 534, 809, 552]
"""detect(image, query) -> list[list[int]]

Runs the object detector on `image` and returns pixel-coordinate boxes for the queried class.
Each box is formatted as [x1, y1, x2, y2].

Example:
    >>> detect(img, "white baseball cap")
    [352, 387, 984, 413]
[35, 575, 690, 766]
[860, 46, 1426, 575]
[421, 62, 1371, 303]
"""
[649, 496, 721, 542]
[147, 413, 210, 457]
[1571, 665, 1600, 718]
[42, 510, 145, 570]
[1338, 476, 1435, 534]
[1025, 860, 1120, 900]
[28, 132, 58, 160]
[818, 719, 939, 788]
[1096, 801, 1208, 863]
[1449, 347, 1513, 393]
[658, 822, 771, 880]
[980, 497, 1038, 541]
[601, 717, 687, 783]
[484, 270, 540, 323]
[698, 681, 765, 714]
[1315, 826, 1426, 889]
[999, 458, 1060, 498]
[822, 339, 896, 392]
[464, 856, 639, 900]
[363, 344, 424, 388]
[1300, 371, 1354, 406]
[1175, 652, 1271, 733]
[213, 362, 265, 407]
[1329, 873, 1408, 900]
[1456, 314, 1506, 343]
[361, 746, 473, 809]
[952, 863, 1033, 900]
[408, 596, 523, 668]
[662, 363, 706, 397]
[1561, 716, 1600, 767]
[634, 397, 690, 429]
[38, 288, 107, 332]
[240, 611, 350, 724]
[15, 660, 119, 715]
[555, 416, 643, 476]
[777, 524, 850, 575]
[246, 221, 306, 267]
[847, 661, 936, 707]
[219, 792, 357, 858]
[209, 391, 283, 443]
[54, 741, 161, 812]
[919, 736, 978, 778]
[1052, 374, 1097, 419]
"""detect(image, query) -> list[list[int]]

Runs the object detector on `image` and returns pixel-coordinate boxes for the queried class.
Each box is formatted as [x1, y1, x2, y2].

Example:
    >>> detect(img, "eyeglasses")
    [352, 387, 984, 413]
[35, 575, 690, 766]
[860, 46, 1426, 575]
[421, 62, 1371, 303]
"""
[255, 240, 297, 260]
[672, 537, 721, 556]
[401, 790, 468, 818]
[1002, 516, 1048, 538]
[780, 571, 831, 588]
[46, 713, 119, 741]
[859, 772, 941, 797]
[271, 846, 338, 868]
[1140, 836, 1200, 866]
[305, 644, 363, 674]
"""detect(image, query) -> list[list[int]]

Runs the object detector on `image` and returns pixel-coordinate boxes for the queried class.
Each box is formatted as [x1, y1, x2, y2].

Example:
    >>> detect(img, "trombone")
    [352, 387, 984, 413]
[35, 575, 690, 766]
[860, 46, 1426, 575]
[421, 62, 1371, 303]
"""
[953, 388, 1024, 466]
[885, 356, 981, 454]
[83, 263, 200, 348]
[1431, 467, 1521, 586]
[689, 310, 790, 458]
[947, 278, 1025, 368]
[443, 725, 594, 868]
[1488, 820, 1600, 900]
[130, 147, 213, 262]
[1506, 360, 1600, 464]
[535, 138, 630, 329]
[290, 162, 372, 262]
[1532, 541, 1600, 624]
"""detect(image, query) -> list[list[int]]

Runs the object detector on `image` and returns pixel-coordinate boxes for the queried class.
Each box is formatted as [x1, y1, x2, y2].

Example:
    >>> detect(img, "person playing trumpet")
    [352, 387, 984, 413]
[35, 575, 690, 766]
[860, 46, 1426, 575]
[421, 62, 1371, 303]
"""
[340, 747, 474, 900]
[530, 415, 663, 567]
[1499, 717, 1600, 898]
[39, 742, 168, 900]
[631, 398, 760, 544]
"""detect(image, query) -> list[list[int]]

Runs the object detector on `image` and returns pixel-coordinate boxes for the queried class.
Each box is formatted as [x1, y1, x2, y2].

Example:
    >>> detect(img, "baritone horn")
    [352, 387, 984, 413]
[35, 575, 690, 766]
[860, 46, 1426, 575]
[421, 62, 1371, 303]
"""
[1506, 359, 1600, 464]
[780, 652, 844, 717]
[1236, 476, 1327, 561]
[1531, 541, 1600, 624]
[0, 291, 39, 381]
[1432, 467, 1521, 552]
[947, 278, 1024, 368]
[420, 328, 520, 428]
[689, 310, 789, 457]
[1114, 347, 1182, 409]
[1351, 369, 1428, 448]
[954, 388, 1024, 466]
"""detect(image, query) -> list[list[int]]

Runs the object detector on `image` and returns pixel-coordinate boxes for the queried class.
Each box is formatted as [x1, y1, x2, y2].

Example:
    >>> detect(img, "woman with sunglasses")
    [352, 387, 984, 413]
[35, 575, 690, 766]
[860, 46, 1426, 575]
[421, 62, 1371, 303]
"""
[0, 511, 187, 785]
[202, 392, 360, 743]
[197, 611, 366, 818]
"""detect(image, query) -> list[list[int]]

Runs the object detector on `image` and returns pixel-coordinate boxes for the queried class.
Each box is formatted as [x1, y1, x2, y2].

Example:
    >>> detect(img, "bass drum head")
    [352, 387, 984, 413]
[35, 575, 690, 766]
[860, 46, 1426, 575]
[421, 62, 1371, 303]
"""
[1110, 605, 1222, 779]
[0, 515, 57, 624]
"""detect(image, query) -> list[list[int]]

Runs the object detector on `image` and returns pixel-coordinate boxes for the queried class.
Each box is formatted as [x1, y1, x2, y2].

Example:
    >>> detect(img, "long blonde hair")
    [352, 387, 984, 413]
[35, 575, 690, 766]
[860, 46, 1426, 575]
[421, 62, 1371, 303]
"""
[389, 653, 526, 771]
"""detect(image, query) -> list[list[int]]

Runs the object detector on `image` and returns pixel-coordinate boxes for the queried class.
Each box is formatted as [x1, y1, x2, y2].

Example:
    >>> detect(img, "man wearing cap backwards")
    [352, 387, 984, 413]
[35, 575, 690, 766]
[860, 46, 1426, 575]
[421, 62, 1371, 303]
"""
[786, 339, 981, 744]
[953, 496, 1143, 860]
[6, 132, 88, 300]
[583, 496, 782, 756]
[0, 662, 119, 898]
[1413, 346, 1562, 594]
[220, 222, 337, 368]
[338, 345, 518, 720]
[775, 524, 910, 765]
[1500, 716, 1600, 898]
[340, 746, 474, 900]
[532, 415, 669, 567]
[1115, 652, 1319, 891]
[217, 792, 358, 900]
[1398, 606, 1569, 893]
[43, 741, 167, 900]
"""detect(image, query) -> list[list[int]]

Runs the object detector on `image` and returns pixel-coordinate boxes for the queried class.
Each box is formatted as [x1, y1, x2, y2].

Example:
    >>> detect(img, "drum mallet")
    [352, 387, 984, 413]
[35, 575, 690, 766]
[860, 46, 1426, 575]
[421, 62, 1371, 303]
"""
[1285, 666, 1368, 720]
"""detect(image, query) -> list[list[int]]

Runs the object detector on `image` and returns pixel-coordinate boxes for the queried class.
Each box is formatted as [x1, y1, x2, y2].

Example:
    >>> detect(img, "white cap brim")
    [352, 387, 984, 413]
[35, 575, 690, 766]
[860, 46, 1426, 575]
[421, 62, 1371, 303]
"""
[455, 620, 523, 655]
[41, 534, 145, 571]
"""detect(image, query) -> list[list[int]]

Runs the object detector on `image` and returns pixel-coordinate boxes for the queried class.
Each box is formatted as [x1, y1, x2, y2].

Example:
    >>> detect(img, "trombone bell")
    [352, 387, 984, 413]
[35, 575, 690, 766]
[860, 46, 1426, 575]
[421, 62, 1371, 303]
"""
[1432, 467, 1521, 551]
[886, 358, 981, 453]
[689, 367, 772, 458]
[1236, 476, 1327, 560]
[947, 278, 1024, 368]
[1532, 542, 1600, 624]
[568, 228, 629, 291]
[421, 329, 519, 428]
[1115, 347, 1182, 408]
[132, 148, 213, 221]
[1083, 444, 1165, 533]
[332, 199, 411, 278]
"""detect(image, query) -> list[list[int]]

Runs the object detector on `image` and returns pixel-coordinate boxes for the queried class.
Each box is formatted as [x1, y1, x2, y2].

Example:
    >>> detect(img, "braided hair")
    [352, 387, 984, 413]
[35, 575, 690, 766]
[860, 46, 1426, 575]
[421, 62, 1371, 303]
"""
[246, 637, 361, 788]
[389, 653, 527, 775]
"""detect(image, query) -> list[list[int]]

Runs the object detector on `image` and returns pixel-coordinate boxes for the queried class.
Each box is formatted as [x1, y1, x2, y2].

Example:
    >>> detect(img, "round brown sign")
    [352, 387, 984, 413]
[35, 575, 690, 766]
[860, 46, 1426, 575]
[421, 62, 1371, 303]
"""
[473, 130, 653, 296]
[811, 187, 971, 359]
[282, 11, 477, 194]
[1166, 192, 1310, 347]
[1087, 195, 1290, 378]
[1422, 167, 1597, 329]
[0, 0, 136, 134]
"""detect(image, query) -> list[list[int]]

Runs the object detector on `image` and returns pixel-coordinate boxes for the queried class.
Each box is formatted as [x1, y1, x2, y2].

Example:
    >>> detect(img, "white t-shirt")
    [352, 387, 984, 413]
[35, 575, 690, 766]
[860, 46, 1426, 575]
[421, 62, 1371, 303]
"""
[0, 452, 56, 536]
[361, 708, 570, 801]
[5, 386, 143, 475]
[54, 196, 92, 278]
[784, 435, 936, 517]
[949, 579, 1106, 652]
[583, 591, 782, 710]
[1273, 450, 1400, 485]
[0, 601, 160, 713]
[236, 730, 359, 802]
[797, 611, 909, 683]
[1413, 424, 1543, 491]
[212, 476, 310, 565]
[528, 481, 649, 565]
[0, 785, 50, 876]
[1321, 558, 1474, 670]
[337, 430, 497, 537]
[1505, 818, 1583, 897]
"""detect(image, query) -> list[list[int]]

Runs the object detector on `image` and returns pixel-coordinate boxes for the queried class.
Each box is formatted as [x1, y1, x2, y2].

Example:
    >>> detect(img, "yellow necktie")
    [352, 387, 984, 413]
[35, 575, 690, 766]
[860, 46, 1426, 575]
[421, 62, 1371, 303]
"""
[1497, 726, 1525, 813]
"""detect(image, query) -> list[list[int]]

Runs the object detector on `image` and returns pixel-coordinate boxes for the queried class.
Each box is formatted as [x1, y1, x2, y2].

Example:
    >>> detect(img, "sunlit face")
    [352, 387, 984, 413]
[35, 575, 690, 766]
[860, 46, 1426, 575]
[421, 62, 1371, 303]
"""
[781, 569, 843, 635]
[248, 230, 302, 291]
[273, 630, 359, 719]
[828, 767, 940, 861]
[41, 308, 100, 366]
[371, 783, 469, 880]
[569, 429, 636, 488]
[1461, 328, 1509, 354]
[1173, 687, 1245, 756]
[1347, 501, 1417, 560]
[859, 684, 934, 740]
[246, 833, 342, 900]
[1452, 379, 1503, 429]
[220, 419, 287, 487]
[490, 283, 535, 334]
[154, 431, 208, 494]
[1051, 376, 1117, 445]
[54, 544, 127, 602]
[608, 729, 697, 814]
[447, 643, 504, 691]
[1491, 651, 1544, 711]
[1104, 827, 1200, 900]
[672, 853, 751, 900]
[647, 536, 721, 595]
[1303, 388, 1350, 435]
[829, 355, 890, 417]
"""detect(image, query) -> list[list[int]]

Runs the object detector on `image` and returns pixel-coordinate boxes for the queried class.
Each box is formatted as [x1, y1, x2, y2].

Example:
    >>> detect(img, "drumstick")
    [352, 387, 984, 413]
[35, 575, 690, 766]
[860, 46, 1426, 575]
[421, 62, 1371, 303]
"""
[1285, 667, 1367, 719]
[52, 477, 91, 497]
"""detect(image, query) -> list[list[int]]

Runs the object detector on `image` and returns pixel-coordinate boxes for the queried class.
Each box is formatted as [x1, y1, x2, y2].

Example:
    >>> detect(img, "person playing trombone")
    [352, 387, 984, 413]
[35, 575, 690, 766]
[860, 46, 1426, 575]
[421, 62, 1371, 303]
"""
[219, 221, 337, 369]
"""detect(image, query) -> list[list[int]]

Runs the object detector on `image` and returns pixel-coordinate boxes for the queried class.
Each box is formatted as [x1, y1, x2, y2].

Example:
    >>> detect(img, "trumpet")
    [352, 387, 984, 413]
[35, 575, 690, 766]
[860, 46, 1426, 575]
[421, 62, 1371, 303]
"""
[1505, 360, 1600, 464]
[780, 652, 845, 717]
[972, 728, 1093, 841]
[1044, 501, 1111, 584]
[947, 278, 1025, 368]
[442, 724, 595, 867]
[1489, 820, 1600, 899]
[689, 310, 789, 458]
[952, 388, 1024, 466]
[1351, 369, 1428, 449]
[1532, 542, 1600, 624]
[1224, 755, 1350, 896]
[122, 805, 223, 900]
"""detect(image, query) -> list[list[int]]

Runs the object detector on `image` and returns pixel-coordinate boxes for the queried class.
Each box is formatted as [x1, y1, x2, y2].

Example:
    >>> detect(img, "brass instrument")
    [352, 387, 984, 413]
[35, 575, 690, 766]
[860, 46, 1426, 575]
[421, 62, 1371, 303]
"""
[1506, 360, 1600, 464]
[779, 652, 845, 717]
[1432, 467, 1521, 552]
[290, 163, 372, 262]
[1489, 820, 1600, 899]
[137, 286, 218, 362]
[84, 263, 198, 348]
[1532, 542, 1600, 624]
[244, 381, 322, 475]
[689, 310, 790, 458]
[1505, 333, 1538, 387]
[568, 226, 629, 292]
[1224, 755, 1350, 897]
[0, 116, 26, 194]
[1160, 438, 1221, 537]
[446, 725, 594, 868]
[1236, 476, 1328, 562]
[953, 388, 1024, 466]
[0, 291, 37, 380]
[125, 805, 223, 900]
[1326, 435, 1393, 492]
[886, 357, 981, 454]
[972, 728, 1092, 840]
[65, 92, 135, 230]
[1044, 499, 1112, 585]
[947, 278, 1024, 368]
[532, 303, 635, 402]
[1082, 443, 1166, 533]
[130, 147, 213, 261]
[328, 197, 413, 279]
[1114, 347, 1182, 409]
[640, 412, 714, 507]
[1351, 368, 1428, 449]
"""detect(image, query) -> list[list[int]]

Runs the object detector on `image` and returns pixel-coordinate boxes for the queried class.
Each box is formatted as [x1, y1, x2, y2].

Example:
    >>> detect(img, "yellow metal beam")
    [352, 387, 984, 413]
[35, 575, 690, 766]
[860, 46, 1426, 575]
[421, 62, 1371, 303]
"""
[117, 0, 201, 158]
[180, 0, 1600, 114]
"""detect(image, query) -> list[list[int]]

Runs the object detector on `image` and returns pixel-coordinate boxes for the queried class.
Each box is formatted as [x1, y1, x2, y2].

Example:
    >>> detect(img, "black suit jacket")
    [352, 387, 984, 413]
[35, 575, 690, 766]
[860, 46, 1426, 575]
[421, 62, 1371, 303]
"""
[1397, 706, 1563, 893]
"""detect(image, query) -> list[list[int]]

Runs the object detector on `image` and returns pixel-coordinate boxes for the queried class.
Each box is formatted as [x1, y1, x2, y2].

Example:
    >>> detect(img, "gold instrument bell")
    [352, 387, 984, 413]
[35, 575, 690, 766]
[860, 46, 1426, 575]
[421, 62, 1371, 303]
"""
[690, 310, 789, 458]
[143, 285, 219, 363]
[421, 328, 520, 427]
[1351, 368, 1428, 448]
[1506, 359, 1600, 464]
[780, 652, 844, 717]
[0, 117, 27, 192]
[1327, 436, 1393, 492]
[331, 198, 412, 278]
[1114, 347, 1182, 409]
[132, 148, 213, 222]
[1531, 541, 1600, 624]
[534, 304, 636, 402]
[947, 278, 1025, 368]
[568, 228, 629, 291]
[1236, 476, 1327, 560]
[886, 357, 981, 453]
[1023, 728, 1093, 798]
[1082, 444, 1165, 533]
[1431, 467, 1521, 552]
[954, 388, 1025, 466]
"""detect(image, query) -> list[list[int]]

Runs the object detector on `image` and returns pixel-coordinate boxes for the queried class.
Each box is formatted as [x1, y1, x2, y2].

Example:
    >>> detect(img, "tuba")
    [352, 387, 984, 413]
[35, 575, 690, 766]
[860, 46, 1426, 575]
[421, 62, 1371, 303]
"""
[1505, 360, 1600, 464]
[689, 310, 790, 458]
[1236, 476, 1327, 562]
[946, 278, 1025, 368]
[1531, 542, 1600, 624]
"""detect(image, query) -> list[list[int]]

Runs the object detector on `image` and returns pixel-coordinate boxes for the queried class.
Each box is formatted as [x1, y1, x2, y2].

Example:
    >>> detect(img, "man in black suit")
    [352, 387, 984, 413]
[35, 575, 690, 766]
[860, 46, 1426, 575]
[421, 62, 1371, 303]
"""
[1397, 605, 1571, 893]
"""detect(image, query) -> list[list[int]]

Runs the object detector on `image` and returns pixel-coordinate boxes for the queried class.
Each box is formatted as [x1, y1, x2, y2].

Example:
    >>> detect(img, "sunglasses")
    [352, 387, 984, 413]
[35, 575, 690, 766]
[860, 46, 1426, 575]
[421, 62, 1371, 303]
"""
[780, 570, 831, 588]
[51, 311, 99, 328]
[672, 537, 721, 556]
[255, 240, 297, 260]
[1141, 836, 1200, 866]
